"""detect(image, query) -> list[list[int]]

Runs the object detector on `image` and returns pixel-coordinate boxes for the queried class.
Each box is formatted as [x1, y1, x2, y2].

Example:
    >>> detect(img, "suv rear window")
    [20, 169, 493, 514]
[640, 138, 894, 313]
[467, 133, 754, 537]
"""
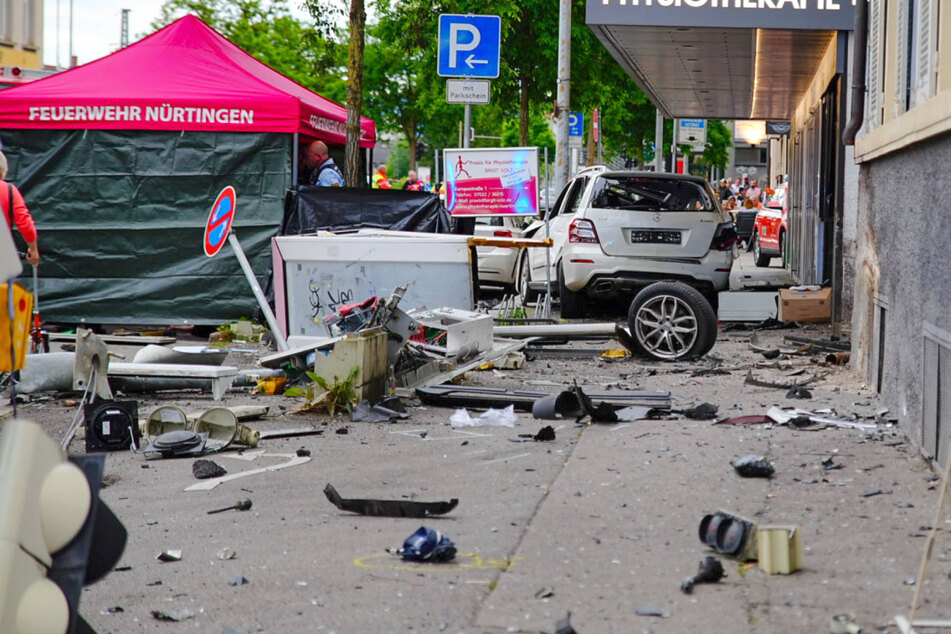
[590, 176, 715, 212]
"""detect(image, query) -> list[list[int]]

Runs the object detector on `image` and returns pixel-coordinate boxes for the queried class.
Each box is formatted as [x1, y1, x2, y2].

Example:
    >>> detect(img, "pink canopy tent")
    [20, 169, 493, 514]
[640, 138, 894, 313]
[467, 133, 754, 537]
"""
[0, 14, 375, 148]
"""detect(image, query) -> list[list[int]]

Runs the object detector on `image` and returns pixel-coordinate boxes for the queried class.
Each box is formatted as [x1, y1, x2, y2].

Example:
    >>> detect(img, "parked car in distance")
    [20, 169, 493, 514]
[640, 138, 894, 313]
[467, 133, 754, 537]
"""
[517, 166, 737, 318]
[751, 183, 787, 267]
[474, 215, 527, 293]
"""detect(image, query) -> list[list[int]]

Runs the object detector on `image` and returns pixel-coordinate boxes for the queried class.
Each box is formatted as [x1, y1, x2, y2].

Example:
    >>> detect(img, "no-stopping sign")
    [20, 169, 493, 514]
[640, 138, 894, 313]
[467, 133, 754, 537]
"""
[203, 186, 236, 257]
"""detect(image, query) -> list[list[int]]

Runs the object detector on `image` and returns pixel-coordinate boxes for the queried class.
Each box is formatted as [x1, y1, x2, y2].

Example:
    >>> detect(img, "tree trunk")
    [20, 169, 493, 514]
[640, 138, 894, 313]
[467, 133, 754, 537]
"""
[345, 0, 366, 187]
[519, 72, 530, 146]
[408, 113, 417, 172]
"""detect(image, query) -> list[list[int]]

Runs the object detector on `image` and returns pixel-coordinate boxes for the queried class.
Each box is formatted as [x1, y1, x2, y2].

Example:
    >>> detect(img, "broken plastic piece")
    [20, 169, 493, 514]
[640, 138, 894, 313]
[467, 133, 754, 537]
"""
[450, 405, 516, 428]
[714, 415, 772, 426]
[786, 385, 812, 399]
[680, 556, 725, 593]
[731, 455, 775, 478]
[324, 483, 458, 518]
[156, 550, 182, 562]
[395, 526, 456, 562]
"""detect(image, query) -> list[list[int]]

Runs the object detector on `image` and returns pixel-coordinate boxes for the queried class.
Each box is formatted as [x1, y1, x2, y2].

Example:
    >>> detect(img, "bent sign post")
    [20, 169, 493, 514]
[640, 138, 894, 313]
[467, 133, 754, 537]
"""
[204, 186, 288, 351]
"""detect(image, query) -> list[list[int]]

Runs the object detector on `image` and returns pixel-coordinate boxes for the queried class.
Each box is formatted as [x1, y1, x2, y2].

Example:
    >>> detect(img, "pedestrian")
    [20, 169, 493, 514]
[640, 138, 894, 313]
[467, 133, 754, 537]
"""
[746, 179, 763, 204]
[1, 150, 40, 266]
[372, 164, 391, 189]
[302, 140, 344, 187]
[402, 170, 424, 191]
[719, 178, 733, 201]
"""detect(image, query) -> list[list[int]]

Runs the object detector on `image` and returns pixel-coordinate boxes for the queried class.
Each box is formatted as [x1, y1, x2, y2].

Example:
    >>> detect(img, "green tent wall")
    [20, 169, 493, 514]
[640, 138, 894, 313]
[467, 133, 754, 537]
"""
[3, 129, 289, 325]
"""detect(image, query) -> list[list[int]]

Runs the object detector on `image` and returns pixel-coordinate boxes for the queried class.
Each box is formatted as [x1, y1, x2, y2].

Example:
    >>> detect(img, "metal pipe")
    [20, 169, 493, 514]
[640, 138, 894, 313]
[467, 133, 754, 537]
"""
[227, 233, 289, 351]
[655, 109, 663, 172]
[493, 323, 617, 338]
[842, 0, 868, 146]
[463, 104, 471, 149]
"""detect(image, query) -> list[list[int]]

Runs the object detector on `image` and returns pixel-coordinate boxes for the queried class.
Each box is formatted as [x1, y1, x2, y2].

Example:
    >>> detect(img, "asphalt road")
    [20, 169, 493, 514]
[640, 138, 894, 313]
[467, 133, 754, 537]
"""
[9, 314, 947, 634]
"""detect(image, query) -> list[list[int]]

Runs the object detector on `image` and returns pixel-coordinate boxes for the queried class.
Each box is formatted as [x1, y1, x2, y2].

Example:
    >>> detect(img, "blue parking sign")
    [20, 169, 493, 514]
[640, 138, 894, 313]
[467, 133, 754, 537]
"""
[438, 14, 501, 79]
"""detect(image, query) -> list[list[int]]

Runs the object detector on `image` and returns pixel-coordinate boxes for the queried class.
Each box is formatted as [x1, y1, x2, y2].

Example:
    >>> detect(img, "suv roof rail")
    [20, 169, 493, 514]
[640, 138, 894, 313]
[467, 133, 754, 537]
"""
[576, 165, 609, 175]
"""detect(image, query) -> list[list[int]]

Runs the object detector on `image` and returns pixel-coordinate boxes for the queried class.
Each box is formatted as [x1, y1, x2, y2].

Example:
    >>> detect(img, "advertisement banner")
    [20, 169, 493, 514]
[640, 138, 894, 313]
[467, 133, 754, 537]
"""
[443, 147, 539, 217]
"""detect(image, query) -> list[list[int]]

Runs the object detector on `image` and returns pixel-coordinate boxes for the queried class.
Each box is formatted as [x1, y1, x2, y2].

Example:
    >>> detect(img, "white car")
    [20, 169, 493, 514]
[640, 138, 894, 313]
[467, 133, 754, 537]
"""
[474, 215, 527, 292]
[518, 167, 737, 319]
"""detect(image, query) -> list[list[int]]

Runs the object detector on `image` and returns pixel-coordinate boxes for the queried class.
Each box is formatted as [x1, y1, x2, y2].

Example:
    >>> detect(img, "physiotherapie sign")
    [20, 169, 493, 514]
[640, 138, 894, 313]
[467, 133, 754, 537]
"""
[587, 0, 857, 31]
[444, 147, 539, 217]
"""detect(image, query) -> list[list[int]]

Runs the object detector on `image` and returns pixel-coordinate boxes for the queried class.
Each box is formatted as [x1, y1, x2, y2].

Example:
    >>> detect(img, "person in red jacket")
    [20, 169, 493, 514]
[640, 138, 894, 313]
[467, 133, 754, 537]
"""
[0, 151, 40, 266]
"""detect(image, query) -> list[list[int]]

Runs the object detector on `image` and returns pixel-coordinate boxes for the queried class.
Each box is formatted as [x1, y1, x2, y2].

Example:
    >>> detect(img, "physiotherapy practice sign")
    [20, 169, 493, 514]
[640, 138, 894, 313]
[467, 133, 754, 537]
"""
[443, 147, 539, 217]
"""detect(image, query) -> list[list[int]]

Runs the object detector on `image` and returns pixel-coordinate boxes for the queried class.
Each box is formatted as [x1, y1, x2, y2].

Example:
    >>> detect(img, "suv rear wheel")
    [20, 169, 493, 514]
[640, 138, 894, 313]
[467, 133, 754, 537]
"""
[558, 262, 586, 319]
[626, 282, 717, 361]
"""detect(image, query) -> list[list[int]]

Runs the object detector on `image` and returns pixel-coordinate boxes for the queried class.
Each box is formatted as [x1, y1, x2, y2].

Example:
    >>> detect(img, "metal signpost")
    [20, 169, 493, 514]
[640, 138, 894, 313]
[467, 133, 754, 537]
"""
[203, 186, 288, 352]
[438, 14, 500, 148]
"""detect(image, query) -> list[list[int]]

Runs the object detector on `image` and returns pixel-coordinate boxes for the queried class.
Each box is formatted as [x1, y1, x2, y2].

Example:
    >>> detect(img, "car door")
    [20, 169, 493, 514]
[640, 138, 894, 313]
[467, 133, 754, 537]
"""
[527, 176, 587, 284]
[584, 175, 724, 259]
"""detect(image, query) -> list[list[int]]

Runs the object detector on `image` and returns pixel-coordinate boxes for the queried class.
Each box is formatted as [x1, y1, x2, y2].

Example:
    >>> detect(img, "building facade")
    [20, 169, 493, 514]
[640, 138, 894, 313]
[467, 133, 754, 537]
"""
[0, 0, 43, 70]
[852, 0, 951, 465]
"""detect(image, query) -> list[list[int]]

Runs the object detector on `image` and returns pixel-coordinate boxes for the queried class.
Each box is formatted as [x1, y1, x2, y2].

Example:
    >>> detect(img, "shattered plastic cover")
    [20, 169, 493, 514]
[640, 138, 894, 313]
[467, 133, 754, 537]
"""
[281, 186, 452, 235]
[1, 129, 290, 324]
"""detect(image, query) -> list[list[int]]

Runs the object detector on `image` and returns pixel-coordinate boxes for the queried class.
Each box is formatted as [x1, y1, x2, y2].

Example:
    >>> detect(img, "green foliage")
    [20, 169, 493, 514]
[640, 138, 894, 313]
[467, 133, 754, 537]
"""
[284, 366, 360, 416]
[152, 0, 343, 96]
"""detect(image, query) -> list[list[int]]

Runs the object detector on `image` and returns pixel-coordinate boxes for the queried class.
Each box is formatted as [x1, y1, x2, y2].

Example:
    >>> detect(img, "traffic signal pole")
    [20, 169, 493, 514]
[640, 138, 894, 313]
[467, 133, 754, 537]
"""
[554, 0, 571, 194]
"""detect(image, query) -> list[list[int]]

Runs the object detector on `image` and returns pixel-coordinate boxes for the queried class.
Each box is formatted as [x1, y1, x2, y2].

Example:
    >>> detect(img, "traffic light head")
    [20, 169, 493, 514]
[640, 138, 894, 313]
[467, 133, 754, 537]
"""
[0, 419, 127, 633]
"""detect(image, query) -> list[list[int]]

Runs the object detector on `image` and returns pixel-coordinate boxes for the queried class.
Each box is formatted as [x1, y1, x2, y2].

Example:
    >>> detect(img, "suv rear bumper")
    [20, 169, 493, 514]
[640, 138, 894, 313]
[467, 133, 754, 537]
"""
[562, 249, 733, 299]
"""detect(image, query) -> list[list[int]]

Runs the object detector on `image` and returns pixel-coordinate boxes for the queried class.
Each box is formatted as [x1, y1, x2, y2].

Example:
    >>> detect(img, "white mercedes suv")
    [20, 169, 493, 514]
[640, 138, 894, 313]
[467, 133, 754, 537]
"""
[518, 166, 737, 319]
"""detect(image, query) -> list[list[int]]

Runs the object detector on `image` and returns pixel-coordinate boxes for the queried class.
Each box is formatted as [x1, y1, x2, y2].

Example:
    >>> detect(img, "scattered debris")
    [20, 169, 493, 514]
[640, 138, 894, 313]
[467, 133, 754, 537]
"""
[229, 575, 250, 586]
[450, 405, 516, 428]
[825, 352, 851, 365]
[296, 448, 311, 457]
[156, 550, 182, 562]
[767, 407, 877, 431]
[681, 403, 719, 420]
[758, 525, 802, 574]
[105, 606, 124, 614]
[714, 415, 772, 426]
[731, 455, 775, 478]
[680, 556, 725, 593]
[786, 385, 813, 399]
[335, 427, 349, 435]
[745, 369, 824, 389]
[534, 587, 555, 599]
[324, 483, 458, 518]
[207, 499, 253, 514]
[822, 457, 844, 471]
[634, 606, 671, 618]
[144, 430, 208, 459]
[555, 611, 578, 634]
[861, 489, 891, 498]
[216, 548, 237, 560]
[192, 459, 227, 480]
[350, 398, 410, 423]
[151, 607, 195, 622]
[533, 425, 556, 442]
[829, 612, 861, 634]
[393, 526, 457, 562]
[418, 384, 672, 414]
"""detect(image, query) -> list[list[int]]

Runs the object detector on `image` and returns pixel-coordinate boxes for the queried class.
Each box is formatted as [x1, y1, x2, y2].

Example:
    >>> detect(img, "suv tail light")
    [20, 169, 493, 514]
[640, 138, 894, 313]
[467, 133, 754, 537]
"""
[710, 222, 738, 251]
[568, 218, 600, 244]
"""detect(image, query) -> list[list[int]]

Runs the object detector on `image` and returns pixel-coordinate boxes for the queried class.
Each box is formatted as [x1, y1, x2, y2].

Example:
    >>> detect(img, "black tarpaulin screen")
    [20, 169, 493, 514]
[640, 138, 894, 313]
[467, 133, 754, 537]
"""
[2, 129, 289, 325]
[282, 186, 452, 235]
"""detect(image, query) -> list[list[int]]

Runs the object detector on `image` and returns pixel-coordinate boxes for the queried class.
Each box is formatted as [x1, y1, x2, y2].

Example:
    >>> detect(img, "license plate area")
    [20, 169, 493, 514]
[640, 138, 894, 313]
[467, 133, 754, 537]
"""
[630, 230, 681, 245]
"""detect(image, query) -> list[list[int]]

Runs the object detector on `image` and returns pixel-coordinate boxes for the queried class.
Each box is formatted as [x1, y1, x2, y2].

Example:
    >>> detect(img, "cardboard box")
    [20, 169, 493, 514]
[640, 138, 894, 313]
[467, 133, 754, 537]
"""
[778, 288, 831, 323]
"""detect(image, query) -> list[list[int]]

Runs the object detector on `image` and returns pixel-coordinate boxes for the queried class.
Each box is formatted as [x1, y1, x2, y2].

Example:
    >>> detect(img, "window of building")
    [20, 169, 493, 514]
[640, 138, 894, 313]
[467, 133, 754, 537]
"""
[0, 0, 9, 41]
[22, 0, 33, 45]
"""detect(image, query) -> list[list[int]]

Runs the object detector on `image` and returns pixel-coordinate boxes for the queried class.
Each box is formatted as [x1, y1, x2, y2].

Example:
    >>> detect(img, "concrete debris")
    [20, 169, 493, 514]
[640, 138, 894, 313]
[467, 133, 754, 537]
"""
[192, 459, 227, 479]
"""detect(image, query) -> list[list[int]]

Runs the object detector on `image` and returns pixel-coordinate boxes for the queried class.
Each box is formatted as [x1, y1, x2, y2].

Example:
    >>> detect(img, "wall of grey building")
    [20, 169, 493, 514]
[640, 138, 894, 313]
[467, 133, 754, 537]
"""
[853, 130, 951, 460]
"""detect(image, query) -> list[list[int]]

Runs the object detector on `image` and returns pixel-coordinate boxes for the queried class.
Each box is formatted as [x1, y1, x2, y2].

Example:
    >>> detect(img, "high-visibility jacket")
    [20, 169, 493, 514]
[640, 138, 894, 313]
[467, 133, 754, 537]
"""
[372, 170, 391, 189]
